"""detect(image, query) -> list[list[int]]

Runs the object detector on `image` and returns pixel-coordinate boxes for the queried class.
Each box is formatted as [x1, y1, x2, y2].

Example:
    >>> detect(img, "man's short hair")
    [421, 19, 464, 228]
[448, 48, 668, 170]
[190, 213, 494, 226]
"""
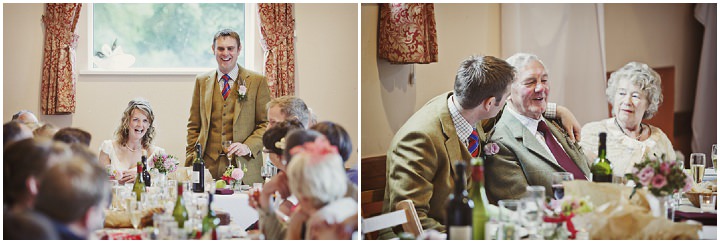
[505, 53, 548, 77]
[454, 55, 515, 109]
[53, 127, 92, 146]
[12, 110, 34, 121]
[311, 121, 353, 162]
[4, 139, 70, 207]
[266, 96, 311, 128]
[213, 29, 241, 48]
[34, 155, 109, 224]
[4, 121, 32, 147]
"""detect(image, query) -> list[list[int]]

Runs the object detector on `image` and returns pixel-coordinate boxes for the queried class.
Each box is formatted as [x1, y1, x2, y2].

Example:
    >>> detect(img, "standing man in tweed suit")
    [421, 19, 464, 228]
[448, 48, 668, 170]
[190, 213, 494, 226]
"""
[186, 29, 271, 185]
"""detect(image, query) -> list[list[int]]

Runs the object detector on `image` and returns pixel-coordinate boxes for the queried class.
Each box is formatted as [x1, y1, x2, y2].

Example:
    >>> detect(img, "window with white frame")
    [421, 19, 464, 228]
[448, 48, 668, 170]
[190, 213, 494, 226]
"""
[91, 3, 246, 69]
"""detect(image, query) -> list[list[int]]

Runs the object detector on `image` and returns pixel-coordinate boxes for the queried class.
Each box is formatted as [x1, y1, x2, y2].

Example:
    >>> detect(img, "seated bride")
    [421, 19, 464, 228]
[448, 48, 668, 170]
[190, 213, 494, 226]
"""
[99, 98, 165, 184]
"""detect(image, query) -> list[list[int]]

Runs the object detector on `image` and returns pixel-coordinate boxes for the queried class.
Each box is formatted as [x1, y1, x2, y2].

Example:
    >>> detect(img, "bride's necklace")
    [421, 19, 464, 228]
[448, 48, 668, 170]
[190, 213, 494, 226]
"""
[124, 143, 141, 152]
[614, 118, 644, 140]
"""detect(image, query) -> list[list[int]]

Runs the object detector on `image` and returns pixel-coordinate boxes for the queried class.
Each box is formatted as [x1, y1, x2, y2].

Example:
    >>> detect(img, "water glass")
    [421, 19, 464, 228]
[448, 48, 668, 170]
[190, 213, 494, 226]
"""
[700, 194, 716, 213]
[551, 172, 573, 200]
[522, 186, 545, 239]
[497, 199, 523, 240]
[690, 153, 706, 183]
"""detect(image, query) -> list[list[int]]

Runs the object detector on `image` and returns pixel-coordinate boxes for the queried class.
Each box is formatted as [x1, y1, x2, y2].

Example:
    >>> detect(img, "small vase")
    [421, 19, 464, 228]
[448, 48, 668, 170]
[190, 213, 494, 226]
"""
[651, 195, 674, 220]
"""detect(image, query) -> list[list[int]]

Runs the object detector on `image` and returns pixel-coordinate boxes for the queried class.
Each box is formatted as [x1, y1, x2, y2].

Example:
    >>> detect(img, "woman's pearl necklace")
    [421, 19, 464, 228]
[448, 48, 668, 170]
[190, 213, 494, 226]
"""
[124, 144, 141, 152]
[614, 117, 644, 140]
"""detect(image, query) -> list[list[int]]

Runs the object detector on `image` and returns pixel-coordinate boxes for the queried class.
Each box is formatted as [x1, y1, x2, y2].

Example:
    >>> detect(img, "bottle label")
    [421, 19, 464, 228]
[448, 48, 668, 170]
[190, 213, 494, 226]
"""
[448, 226, 472, 240]
[192, 171, 200, 184]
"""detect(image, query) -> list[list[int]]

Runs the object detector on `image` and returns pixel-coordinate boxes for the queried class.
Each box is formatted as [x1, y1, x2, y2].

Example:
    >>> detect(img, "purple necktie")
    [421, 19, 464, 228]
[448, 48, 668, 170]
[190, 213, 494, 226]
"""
[221, 74, 231, 100]
[537, 120, 586, 180]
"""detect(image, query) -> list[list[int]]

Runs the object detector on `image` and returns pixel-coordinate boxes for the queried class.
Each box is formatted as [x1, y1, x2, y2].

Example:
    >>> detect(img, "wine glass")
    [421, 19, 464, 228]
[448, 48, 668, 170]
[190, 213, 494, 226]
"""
[222, 140, 233, 160]
[551, 172, 573, 200]
[690, 153, 706, 184]
[128, 199, 143, 230]
[261, 164, 272, 182]
[712, 144, 717, 170]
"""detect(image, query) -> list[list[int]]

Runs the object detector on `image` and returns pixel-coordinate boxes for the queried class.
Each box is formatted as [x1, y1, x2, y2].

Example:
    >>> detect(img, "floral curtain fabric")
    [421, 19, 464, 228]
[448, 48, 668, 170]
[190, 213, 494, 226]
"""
[378, 3, 438, 64]
[258, 3, 296, 98]
[40, 3, 82, 115]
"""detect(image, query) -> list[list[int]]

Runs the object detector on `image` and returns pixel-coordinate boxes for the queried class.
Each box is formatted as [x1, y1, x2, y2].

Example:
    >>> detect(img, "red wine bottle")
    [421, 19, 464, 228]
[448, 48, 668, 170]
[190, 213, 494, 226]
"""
[446, 161, 473, 240]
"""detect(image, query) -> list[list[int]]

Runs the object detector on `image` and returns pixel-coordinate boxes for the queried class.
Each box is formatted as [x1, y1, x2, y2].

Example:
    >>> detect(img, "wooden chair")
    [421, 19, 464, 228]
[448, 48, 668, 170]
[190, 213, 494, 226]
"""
[362, 199, 423, 239]
[361, 155, 387, 219]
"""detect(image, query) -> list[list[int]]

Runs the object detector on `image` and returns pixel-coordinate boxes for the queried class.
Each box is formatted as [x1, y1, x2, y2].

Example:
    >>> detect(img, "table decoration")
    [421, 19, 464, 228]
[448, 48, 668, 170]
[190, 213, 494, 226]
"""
[221, 164, 244, 191]
[625, 155, 692, 218]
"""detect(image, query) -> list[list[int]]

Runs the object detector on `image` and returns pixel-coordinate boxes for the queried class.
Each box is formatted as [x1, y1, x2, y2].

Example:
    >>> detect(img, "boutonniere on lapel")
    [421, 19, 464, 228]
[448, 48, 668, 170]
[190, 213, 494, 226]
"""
[236, 79, 247, 101]
[482, 126, 500, 157]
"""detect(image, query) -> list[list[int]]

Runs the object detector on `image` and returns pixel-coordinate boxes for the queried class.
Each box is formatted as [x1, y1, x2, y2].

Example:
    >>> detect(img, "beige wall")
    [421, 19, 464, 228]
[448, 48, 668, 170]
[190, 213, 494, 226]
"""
[361, 3, 501, 158]
[3, 3, 359, 167]
[605, 3, 702, 113]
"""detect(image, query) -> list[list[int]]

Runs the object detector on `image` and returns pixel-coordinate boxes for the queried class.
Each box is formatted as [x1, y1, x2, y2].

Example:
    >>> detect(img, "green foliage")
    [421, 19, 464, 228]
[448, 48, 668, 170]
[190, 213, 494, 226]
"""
[93, 3, 246, 68]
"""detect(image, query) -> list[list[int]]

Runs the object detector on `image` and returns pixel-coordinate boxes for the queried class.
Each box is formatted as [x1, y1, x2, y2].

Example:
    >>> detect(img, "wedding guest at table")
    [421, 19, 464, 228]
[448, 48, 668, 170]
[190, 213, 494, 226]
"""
[33, 123, 58, 141]
[4, 121, 33, 148]
[485, 53, 590, 204]
[99, 99, 165, 185]
[34, 154, 111, 240]
[250, 119, 304, 239]
[186, 29, 271, 183]
[285, 138, 357, 240]
[580, 62, 676, 176]
[310, 121, 357, 185]
[12, 110, 40, 130]
[4, 139, 71, 213]
[267, 96, 311, 129]
[54, 127, 92, 147]
[3, 208, 59, 240]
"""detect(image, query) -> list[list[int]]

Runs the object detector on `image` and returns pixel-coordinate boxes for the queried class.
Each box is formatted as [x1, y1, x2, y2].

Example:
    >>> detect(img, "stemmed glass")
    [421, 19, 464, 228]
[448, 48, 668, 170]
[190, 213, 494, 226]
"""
[261, 164, 273, 182]
[522, 186, 546, 240]
[690, 153, 706, 184]
[551, 172, 573, 200]
[222, 140, 233, 161]
[712, 144, 717, 170]
[128, 199, 143, 230]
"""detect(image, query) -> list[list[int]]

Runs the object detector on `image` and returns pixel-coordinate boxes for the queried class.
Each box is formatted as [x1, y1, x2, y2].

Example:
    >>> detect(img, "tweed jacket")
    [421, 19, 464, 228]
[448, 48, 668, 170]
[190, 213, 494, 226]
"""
[485, 109, 590, 204]
[379, 92, 484, 238]
[185, 64, 271, 182]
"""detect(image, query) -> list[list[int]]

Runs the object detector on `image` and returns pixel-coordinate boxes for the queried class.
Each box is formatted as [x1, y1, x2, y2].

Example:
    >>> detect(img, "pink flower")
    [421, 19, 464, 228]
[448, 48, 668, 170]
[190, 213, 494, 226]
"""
[288, 136, 339, 162]
[659, 162, 670, 175]
[483, 143, 500, 156]
[237, 85, 248, 100]
[231, 168, 244, 181]
[683, 174, 693, 192]
[651, 174, 667, 188]
[148, 159, 155, 169]
[637, 166, 655, 186]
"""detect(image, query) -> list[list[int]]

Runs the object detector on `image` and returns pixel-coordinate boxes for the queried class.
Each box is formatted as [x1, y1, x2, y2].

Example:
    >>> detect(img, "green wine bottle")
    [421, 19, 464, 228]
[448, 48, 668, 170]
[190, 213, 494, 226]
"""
[173, 181, 189, 228]
[470, 157, 489, 240]
[132, 161, 145, 201]
[591, 132, 613, 182]
[202, 192, 220, 239]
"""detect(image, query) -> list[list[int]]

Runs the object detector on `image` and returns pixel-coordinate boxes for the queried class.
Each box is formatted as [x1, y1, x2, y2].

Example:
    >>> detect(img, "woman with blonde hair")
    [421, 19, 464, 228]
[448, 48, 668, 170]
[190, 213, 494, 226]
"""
[284, 136, 357, 240]
[99, 98, 165, 184]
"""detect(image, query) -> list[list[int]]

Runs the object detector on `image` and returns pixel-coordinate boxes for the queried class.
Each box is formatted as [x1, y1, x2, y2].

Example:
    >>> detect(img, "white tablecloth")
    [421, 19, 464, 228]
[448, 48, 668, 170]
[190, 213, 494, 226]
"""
[212, 192, 259, 230]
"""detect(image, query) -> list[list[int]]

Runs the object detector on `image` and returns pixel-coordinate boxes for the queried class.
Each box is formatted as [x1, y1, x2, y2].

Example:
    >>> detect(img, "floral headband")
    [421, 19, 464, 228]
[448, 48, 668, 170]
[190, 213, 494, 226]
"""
[288, 136, 339, 165]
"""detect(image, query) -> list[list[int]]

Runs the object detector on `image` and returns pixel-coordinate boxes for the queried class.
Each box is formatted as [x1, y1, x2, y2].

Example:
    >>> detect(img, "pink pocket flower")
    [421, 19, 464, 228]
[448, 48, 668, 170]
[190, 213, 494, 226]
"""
[483, 143, 500, 156]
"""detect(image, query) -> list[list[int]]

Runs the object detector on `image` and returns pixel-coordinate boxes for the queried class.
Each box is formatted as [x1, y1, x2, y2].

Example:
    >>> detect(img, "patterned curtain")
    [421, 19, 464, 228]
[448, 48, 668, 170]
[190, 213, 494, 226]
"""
[258, 3, 295, 98]
[378, 3, 438, 64]
[40, 3, 82, 115]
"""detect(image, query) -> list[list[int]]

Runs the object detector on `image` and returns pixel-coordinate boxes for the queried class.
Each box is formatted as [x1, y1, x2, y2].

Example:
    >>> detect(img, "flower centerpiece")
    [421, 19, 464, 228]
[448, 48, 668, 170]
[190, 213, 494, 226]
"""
[222, 164, 244, 189]
[149, 153, 180, 174]
[544, 196, 594, 239]
[625, 154, 692, 219]
[625, 155, 693, 198]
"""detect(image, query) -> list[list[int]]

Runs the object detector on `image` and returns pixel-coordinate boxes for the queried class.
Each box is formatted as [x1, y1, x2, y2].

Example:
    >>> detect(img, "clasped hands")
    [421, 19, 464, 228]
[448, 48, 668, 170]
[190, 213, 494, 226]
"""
[225, 142, 252, 157]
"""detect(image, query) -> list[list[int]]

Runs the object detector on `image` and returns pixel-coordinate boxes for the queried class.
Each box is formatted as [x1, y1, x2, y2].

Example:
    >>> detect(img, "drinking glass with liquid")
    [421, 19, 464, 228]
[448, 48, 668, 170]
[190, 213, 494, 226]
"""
[551, 172, 573, 200]
[690, 153, 706, 183]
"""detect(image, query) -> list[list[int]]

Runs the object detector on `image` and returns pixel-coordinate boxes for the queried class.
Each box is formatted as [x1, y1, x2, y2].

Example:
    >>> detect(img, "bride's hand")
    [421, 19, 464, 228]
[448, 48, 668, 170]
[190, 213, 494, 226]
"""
[119, 168, 136, 184]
